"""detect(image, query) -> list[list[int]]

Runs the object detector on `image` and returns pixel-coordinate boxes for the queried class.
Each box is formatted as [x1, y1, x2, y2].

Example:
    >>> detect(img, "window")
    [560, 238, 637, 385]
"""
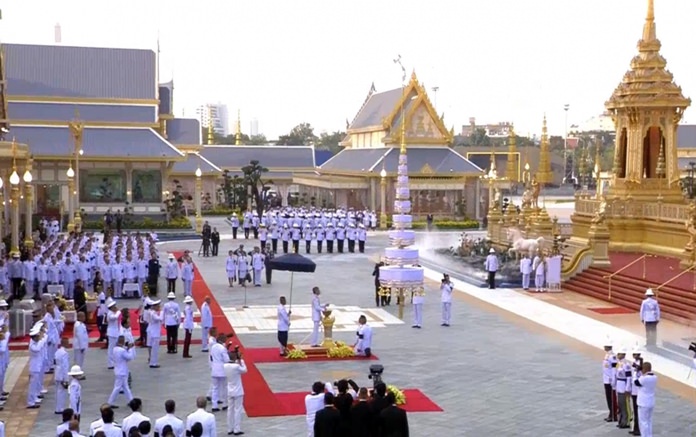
[79, 170, 127, 203]
[132, 170, 163, 203]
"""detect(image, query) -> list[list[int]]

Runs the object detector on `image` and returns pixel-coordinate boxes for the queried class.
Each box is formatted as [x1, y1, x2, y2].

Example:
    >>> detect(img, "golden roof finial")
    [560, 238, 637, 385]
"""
[643, 0, 656, 42]
[235, 109, 242, 146]
[206, 105, 214, 145]
[594, 136, 602, 175]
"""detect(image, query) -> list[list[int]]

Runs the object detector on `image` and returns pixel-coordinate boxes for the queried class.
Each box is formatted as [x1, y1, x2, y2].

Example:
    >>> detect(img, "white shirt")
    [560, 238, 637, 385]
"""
[636, 373, 657, 408]
[224, 360, 248, 397]
[57, 422, 70, 437]
[355, 324, 372, 352]
[185, 408, 216, 437]
[106, 310, 121, 337]
[277, 304, 290, 331]
[73, 321, 89, 350]
[121, 411, 151, 436]
[520, 258, 532, 275]
[112, 345, 135, 376]
[163, 301, 181, 326]
[640, 297, 660, 323]
[485, 254, 499, 272]
[183, 304, 194, 331]
[311, 296, 322, 322]
[94, 422, 123, 437]
[305, 392, 325, 435]
[201, 302, 213, 328]
[210, 342, 229, 377]
[440, 282, 453, 303]
[154, 414, 185, 437]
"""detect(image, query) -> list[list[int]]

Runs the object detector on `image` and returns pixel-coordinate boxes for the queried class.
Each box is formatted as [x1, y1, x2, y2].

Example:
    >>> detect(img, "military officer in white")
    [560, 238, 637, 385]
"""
[484, 248, 499, 289]
[633, 361, 657, 437]
[533, 253, 546, 292]
[107, 336, 135, 407]
[106, 300, 121, 369]
[602, 337, 618, 422]
[441, 274, 453, 326]
[163, 293, 181, 354]
[251, 248, 264, 287]
[154, 399, 185, 437]
[224, 349, 248, 435]
[210, 333, 230, 411]
[186, 397, 217, 437]
[67, 365, 84, 418]
[26, 324, 46, 408]
[54, 337, 71, 414]
[412, 289, 424, 329]
[353, 315, 372, 357]
[310, 287, 327, 347]
[640, 289, 660, 347]
[630, 346, 643, 436]
[73, 312, 89, 368]
[519, 254, 532, 290]
[200, 296, 213, 352]
[614, 346, 632, 429]
[147, 300, 163, 368]
[226, 251, 237, 287]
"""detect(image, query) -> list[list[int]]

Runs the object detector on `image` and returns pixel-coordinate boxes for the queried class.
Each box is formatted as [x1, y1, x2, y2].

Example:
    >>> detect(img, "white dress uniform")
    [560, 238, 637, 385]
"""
[412, 293, 424, 328]
[73, 320, 89, 368]
[154, 413, 185, 437]
[27, 335, 47, 407]
[111, 262, 124, 298]
[520, 257, 532, 290]
[106, 308, 122, 368]
[640, 293, 660, 346]
[635, 372, 657, 437]
[53, 345, 70, 413]
[226, 256, 237, 281]
[185, 408, 217, 437]
[107, 344, 135, 405]
[441, 281, 453, 325]
[304, 392, 324, 437]
[224, 360, 248, 435]
[311, 295, 323, 346]
[147, 309, 163, 366]
[200, 302, 213, 351]
[533, 256, 545, 292]
[354, 323, 373, 356]
[68, 376, 82, 416]
[252, 253, 264, 286]
[181, 262, 194, 297]
[62, 261, 77, 299]
[122, 411, 151, 436]
[210, 342, 229, 408]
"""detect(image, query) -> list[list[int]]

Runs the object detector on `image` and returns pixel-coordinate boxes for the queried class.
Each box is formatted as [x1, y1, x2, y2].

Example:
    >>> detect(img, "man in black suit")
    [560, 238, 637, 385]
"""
[370, 382, 390, 435]
[314, 392, 341, 437]
[378, 392, 409, 437]
[211, 227, 220, 256]
[350, 387, 373, 437]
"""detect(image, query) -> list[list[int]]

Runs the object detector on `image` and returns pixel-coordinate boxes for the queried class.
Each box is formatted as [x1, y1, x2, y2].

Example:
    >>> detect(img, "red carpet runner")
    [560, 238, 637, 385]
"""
[175, 251, 285, 417]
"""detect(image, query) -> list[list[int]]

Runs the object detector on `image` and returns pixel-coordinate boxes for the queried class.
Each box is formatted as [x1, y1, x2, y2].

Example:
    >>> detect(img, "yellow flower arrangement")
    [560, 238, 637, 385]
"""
[327, 341, 355, 358]
[387, 385, 406, 405]
[286, 349, 307, 360]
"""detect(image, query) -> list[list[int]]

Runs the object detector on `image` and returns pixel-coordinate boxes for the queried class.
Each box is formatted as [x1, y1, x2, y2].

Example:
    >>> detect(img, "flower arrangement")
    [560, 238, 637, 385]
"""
[327, 341, 355, 358]
[387, 385, 407, 405]
[286, 348, 307, 360]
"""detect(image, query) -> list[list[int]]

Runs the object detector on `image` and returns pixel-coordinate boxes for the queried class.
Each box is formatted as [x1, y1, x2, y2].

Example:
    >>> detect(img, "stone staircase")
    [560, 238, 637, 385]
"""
[564, 267, 696, 324]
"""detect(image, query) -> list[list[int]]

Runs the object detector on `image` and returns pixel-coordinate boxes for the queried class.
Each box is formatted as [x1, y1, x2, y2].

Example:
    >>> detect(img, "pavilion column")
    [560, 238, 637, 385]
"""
[10, 182, 19, 255]
[125, 162, 133, 204]
[277, 184, 290, 207]
[24, 161, 34, 249]
[369, 178, 376, 211]
[0, 170, 5, 240]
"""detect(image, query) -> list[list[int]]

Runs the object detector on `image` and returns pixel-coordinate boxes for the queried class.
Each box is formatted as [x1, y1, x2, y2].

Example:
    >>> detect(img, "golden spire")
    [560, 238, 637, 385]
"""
[593, 136, 601, 176]
[643, 0, 655, 42]
[206, 105, 214, 145]
[505, 126, 517, 181]
[235, 109, 242, 146]
[536, 114, 553, 184]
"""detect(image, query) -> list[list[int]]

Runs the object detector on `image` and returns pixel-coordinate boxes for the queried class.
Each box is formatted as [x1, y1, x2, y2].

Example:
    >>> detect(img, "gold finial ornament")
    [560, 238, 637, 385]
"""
[536, 114, 553, 184]
[506, 126, 517, 181]
[206, 106, 214, 145]
[235, 109, 242, 145]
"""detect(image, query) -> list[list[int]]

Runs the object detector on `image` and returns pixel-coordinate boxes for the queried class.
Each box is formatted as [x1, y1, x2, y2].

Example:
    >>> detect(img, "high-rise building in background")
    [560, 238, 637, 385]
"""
[195, 103, 229, 136]
[250, 118, 259, 136]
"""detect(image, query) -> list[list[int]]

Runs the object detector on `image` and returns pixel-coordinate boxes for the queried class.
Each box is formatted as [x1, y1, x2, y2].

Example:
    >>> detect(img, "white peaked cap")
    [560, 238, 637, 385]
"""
[645, 288, 655, 296]
[604, 335, 613, 347]
[0, 300, 7, 307]
[107, 299, 117, 308]
[616, 345, 628, 354]
[167, 292, 176, 299]
[489, 248, 495, 253]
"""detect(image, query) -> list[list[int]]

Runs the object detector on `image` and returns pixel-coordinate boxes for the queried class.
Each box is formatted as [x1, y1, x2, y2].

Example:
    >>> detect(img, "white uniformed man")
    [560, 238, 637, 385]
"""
[154, 399, 185, 437]
[26, 324, 46, 408]
[304, 382, 325, 437]
[163, 293, 180, 354]
[353, 315, 372, 356]
[277, 296, 291, 356]
[165, 255, 179, 295]
[310, 287, 326, 347]
[520, 254, 532, 290]
[121, 398, 150, 437]
[54, 337, 71, 414]
[614, 346, 631, 429]
[533, 253, 546, 292]
[412, 289, 424, 329]
[186, 396, 216, 437]
[640, 289, 660, 347]
[226, 251, 237, 287]
[441, 274, 453, 326]
[147, 300, 163, 368]
[602, 337, 618, 422]
[106, 300, 121, 369]
[629, 346, 643, 435]
[73, 312, 89, 368]
[634, 361, 657, 437]
[107, 336, 135, 407]
[67, 365, 83, 419]
[484, 248, 499, 289]
[181, 258, 194, 297]
[251, 248, 264, 287]
[111, 257, 124, 299]
[224, 349, 248, 435]
[200, 296, 213, 352]
[62, 258, 77, 299]
[210, 333, 229, 411]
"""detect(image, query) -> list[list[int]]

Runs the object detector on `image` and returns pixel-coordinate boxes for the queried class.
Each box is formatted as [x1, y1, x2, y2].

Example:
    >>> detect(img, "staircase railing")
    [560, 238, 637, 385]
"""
[654, 264, 696, 296]
[603, 254, 650, 300]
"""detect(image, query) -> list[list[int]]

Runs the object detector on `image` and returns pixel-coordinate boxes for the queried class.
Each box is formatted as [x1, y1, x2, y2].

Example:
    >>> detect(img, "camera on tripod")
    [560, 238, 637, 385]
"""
[688, 342, 696, 354]
[368, 364, 384, 388]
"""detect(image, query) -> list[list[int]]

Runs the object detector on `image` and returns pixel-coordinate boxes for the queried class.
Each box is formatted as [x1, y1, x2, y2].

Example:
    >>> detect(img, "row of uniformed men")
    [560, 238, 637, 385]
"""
[225, 248, 266, 287]
[602, 339, 657, 436]
[230, 207, 378, 232]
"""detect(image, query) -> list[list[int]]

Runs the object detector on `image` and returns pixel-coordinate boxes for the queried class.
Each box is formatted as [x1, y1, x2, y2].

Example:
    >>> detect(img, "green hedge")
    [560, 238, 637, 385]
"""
[198, 208, 241, 216]
[387, 220, 479, 230]
[81, 217, 192, 230]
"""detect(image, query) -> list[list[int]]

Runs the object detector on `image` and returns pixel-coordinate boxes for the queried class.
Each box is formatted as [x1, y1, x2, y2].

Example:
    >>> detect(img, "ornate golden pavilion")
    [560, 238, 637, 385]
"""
[569, 0, 693, 267]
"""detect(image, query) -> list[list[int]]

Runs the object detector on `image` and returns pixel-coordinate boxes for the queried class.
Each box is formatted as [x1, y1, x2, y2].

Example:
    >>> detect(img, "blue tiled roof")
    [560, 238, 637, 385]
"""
[167, 118, 200, 144]
[8, 102, 156, 123]
[321, 147, 482, 174]
[200, 145, 315, 169]
[678, 125, 696, 148]
[159, 81, 174, 115]
[172, 152, 220, 174]
[314, 150, 335, 166]
[4, 43, 156, 100]
[10, 126, 183, 158]
[350, 88, 403, 129]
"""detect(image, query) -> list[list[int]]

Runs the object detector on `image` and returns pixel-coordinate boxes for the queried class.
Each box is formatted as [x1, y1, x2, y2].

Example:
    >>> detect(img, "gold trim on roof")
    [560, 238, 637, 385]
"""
[420, 163, 434, 174]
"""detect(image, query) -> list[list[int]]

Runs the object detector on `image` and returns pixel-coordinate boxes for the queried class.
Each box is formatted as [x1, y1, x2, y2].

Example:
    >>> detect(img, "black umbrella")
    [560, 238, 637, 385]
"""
[269, 253, 317, 309]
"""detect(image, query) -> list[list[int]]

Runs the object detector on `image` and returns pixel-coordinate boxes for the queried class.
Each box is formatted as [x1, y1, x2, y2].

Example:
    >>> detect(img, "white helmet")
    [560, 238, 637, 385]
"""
[603, 335, 613, 348]
[645, 288, 655, 296]
[616, 346, 628, 355]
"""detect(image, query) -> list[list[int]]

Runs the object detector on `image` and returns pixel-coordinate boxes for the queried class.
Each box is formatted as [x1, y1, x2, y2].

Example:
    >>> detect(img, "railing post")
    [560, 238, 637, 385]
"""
[608, 277, 612, 301]
[642, 255, 646, 279]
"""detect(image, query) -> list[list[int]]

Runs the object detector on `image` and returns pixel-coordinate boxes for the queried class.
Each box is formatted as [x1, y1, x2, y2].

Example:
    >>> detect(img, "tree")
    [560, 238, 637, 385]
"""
[469, 128, 490, 147]
[241, 160, 273, 217]
[219, 171, 247, 209]
[247, 134, 268, 145]
[164, 179, 190, 220]
[278, 122, 317, 145]
[317, 130, 345, 153]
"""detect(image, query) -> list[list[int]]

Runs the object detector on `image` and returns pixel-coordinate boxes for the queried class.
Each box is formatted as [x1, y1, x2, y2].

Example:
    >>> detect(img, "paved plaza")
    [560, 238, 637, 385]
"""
[2, 220, 693, 436]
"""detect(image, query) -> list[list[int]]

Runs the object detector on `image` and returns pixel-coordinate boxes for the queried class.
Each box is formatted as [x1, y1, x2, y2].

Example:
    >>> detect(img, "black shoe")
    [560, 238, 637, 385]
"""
[234, 432, 245, 436]
[55, 411, 63, 414]
[110, 405, 119, 409]
[27, 405, 39, 409]
[206, 396, 212, 401]
[150, 365, 161, 368]
[212, 408, 220, 412]
[108, 367, 114, 370]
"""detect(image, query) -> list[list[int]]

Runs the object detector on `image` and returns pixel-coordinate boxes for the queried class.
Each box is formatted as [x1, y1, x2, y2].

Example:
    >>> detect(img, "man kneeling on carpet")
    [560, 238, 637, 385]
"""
[353, 315, 373, 357]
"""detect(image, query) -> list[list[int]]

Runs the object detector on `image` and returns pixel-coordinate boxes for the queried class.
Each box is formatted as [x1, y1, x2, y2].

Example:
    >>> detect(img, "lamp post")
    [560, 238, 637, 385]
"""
[380, 167, 387, 229]
[67, 163, 75, 232]
[522, 162, 531, 189]
[69, 111, 85, 232]
[23, 160, 33, 248]
[9, 164, 20, 256]
[685, 162, 696, 199]
[195, 166, 203, 233]
[0, 177, 4, 239]
[563, 103, 570, 183]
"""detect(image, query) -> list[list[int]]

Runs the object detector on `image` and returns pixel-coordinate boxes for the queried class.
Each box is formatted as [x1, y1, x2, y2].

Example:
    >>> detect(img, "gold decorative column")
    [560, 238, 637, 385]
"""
[67, 163, 75, 232]
[235, 109, 242, 145]
[23, 160, 34, 249]
[321, 309, 335, 348]
[536, 115, 553, 184]
[505, 127, 518, 182]
[195, 166, 203, 233]
[380, 167, 387, 229]
[69, 110, 84, 233]
[9, 168, 19, 256]
[0, 177, 4, 240]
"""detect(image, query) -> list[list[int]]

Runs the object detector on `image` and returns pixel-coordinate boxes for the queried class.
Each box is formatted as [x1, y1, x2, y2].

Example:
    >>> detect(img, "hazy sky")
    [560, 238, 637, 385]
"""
[2, 0, 695, 139]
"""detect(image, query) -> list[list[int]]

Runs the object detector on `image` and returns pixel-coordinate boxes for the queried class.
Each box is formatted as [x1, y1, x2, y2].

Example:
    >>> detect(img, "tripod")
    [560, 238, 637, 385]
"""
[197, 242, 204, 257]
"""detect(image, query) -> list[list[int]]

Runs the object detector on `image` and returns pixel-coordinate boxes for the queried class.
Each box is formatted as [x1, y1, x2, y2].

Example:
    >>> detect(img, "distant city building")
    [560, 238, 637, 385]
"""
[571, 112, 615, 133]
[250, 118, 259, 136]
[195, 103, 229, 136]
[461, 117, 513, 138]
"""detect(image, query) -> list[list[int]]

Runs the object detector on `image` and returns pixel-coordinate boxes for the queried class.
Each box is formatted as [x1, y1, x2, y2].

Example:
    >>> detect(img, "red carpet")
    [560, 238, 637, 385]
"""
[244, 347, 378, 363]
[607, 252, 692, 289]
[589, 307, 635, 315]
[174, 251, 284, 418]
[275, 389, 443, 415]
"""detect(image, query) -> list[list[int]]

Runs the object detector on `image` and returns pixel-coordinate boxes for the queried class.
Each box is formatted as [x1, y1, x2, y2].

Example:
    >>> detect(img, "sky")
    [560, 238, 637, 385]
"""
[2, 0, 696, 140]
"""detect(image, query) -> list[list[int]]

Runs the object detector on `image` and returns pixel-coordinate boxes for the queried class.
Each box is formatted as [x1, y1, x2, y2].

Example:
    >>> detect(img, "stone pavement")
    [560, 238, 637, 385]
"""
[5, 225, 693, 436]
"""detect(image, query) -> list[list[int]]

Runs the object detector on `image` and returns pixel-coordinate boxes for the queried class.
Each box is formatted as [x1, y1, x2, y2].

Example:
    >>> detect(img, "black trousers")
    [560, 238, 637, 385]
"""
[253, 227, 259, 239]
[147, 276, 158, 296]
[271, 239, 278, 253]
[337, 239, 344, 253]
[203, 242, 210, 257]
[604, 383, 617, 421]
[260, 241, 267, 251]
[487, 271, 496, 289]
[232, 227, 238, 239]
[138, 320, 148, 344]
[278, 330, 288, 348]
[167, 278, 176, 293]
[305, 241, 311, 254]
[183, 329, 192, 357]
[317, 240, 323, 253]
[266, 268, 272, 284]
[282, 241, 289, 254]
[358, 240, 365, 253]
[166, 324, 178, 352]
[97, 315, 107, 341]
[631, 394, 639, 433]
[11, 278, 22, 300]
[327, 240, 334, 253]
[212, 242, 219, 256]
[292, 240, 300, 254]
[244, 227, 250, 239]
[348, 239, 355, 253]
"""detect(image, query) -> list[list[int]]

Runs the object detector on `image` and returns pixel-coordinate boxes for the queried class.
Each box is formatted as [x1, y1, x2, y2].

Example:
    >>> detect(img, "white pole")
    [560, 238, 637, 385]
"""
[288, 271, 295, 311]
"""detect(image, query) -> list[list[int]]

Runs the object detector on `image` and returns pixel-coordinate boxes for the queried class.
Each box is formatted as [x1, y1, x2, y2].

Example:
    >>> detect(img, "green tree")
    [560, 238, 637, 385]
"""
[317, 130, 345, 153]
[469, 128, 490, 147]
[242, 160, 273, 216]
[247, 134, 268, 145]
[278, 122, 317, 145]
[219, 171, 247, 209]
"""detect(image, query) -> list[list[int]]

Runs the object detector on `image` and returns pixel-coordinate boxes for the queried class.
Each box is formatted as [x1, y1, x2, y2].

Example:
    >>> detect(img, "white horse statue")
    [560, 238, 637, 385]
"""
[506, 228, 544, 258]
